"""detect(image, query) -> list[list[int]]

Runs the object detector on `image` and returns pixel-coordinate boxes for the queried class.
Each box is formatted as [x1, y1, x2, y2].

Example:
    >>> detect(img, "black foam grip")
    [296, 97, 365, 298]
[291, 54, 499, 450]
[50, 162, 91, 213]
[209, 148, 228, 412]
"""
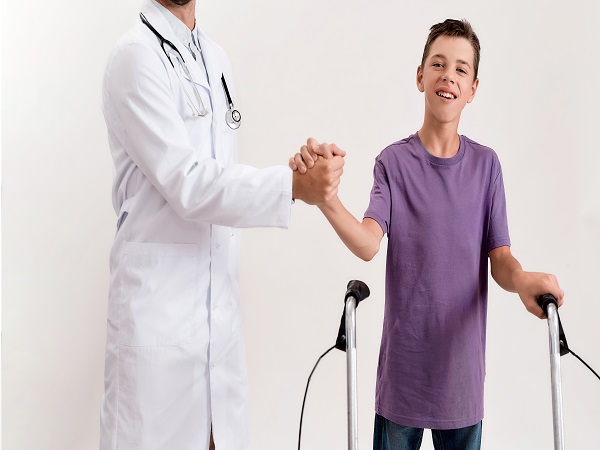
[345, 280, 371, 305]
[537, 293, 558, 315]
[537, 293, 569, 356]
[336, 281, 371, 351]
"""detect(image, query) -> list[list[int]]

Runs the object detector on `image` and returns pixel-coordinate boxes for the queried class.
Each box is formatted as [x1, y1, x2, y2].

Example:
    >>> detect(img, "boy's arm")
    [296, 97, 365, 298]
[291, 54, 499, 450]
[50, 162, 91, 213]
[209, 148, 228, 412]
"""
[290, 137, 383, 261]
[489, 246, 564, 319]
[317, 196, 384, 261]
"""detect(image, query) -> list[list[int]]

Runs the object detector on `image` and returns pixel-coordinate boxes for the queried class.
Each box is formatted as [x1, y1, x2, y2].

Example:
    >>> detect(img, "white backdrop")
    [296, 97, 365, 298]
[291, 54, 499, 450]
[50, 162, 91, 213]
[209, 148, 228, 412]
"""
[3, 0, 599, 449]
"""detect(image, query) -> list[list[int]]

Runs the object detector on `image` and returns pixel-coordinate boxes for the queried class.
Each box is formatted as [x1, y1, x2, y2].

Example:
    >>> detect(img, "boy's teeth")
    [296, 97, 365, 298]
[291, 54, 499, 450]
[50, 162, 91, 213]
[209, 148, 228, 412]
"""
[437, 92, 454, 99]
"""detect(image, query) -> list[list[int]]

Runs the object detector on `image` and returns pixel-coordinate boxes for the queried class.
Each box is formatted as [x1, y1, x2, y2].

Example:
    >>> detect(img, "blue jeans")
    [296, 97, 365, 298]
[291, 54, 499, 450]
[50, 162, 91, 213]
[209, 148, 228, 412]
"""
[373, 413, 482, 450]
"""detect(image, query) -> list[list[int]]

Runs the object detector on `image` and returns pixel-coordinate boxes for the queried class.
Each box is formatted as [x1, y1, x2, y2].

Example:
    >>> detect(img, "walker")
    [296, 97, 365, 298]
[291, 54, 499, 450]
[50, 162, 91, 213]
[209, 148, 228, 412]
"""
[297, 280, 370, 450]
[298, 289, 598, 450]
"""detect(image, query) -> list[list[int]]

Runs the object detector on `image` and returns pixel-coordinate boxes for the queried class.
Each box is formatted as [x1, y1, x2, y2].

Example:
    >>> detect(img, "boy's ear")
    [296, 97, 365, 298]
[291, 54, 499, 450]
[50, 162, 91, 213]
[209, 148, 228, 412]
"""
[416, 66, 425, 92]
[467, 78, 480, 103]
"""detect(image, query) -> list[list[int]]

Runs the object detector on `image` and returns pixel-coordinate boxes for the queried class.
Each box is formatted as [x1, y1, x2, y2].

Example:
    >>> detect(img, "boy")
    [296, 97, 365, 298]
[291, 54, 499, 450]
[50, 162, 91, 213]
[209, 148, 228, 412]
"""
[291, 19, 564, 450]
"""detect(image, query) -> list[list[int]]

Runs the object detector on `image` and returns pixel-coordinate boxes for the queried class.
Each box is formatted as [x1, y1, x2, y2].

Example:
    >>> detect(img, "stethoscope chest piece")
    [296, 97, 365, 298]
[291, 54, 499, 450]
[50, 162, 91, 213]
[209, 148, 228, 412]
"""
[226, 108, 242, 130]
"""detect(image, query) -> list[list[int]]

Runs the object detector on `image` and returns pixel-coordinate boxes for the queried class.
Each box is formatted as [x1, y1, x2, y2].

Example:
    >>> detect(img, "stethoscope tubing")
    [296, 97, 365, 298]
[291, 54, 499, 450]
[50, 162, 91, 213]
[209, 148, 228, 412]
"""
[221, 75, 241, 128]
[140, 12, 183, 68]
[139, 12, 241, 129]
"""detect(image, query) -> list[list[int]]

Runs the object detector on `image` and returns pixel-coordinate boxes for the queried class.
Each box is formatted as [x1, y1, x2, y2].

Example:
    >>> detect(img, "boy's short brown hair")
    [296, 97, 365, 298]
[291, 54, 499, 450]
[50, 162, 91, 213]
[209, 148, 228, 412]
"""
[421, 19, 481, 80]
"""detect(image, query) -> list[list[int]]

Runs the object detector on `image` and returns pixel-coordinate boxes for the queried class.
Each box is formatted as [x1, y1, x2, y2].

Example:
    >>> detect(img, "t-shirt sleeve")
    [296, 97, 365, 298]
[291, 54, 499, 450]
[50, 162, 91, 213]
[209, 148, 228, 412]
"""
[364, 157, 391, 235]
[487, 158, 511, 252]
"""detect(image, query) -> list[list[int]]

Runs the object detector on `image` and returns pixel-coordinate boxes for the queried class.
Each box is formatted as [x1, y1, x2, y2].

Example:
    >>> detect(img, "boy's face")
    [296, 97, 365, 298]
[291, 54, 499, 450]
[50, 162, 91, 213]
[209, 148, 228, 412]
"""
[416, 36, 479, 126]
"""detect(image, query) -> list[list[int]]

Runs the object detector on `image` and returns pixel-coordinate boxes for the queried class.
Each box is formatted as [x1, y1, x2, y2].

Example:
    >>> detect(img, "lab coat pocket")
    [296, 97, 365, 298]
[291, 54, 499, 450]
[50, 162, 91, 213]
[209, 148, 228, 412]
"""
[118, 242, 199, 347]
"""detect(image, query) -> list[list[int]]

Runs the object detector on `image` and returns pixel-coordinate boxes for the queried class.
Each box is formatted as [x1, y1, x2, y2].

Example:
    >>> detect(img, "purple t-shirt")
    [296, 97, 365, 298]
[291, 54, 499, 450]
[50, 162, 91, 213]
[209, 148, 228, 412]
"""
[365, 133, 510, 430]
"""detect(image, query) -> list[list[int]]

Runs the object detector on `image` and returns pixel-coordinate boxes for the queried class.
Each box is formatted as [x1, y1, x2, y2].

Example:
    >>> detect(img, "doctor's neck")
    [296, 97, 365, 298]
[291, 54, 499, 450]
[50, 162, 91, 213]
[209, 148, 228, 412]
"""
[157, 0, 196, 30]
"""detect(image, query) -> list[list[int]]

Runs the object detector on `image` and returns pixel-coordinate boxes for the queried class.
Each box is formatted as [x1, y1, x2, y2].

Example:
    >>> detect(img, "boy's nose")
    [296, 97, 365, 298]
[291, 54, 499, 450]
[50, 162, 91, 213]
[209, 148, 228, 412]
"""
[442, 73, 455, 83]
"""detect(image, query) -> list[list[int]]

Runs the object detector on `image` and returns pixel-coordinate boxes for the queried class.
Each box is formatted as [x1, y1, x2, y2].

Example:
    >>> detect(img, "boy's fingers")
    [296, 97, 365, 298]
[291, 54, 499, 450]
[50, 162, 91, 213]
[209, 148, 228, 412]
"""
[330, 143, 346, 158]
[557, 290, 565, 307]
[316, 143, 334, 159]
[328, 155, 345, 171]
[307, 137, 333, 159]
[306, 137, 346, 159]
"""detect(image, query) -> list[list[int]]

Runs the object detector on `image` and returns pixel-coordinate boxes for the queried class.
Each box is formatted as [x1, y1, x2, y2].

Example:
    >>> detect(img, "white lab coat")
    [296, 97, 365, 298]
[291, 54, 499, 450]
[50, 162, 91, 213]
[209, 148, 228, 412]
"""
[100, 1, 292, 449]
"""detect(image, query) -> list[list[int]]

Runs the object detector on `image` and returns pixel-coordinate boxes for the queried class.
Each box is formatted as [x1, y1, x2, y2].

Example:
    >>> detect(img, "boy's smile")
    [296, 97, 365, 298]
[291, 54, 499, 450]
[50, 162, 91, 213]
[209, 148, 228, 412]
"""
[417, 36, 479, 127]
[436, 90, 456, 100]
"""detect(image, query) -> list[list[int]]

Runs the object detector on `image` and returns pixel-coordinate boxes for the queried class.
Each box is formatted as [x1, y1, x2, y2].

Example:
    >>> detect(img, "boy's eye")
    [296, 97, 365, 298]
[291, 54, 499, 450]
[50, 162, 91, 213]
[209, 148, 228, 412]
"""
[432, 62, 443, 68]
[457, 68, 467, 74]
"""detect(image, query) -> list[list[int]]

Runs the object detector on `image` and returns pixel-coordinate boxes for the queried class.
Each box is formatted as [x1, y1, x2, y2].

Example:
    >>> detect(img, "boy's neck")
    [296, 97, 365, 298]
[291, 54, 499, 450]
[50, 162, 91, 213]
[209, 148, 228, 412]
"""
[418, 121, 460, 159]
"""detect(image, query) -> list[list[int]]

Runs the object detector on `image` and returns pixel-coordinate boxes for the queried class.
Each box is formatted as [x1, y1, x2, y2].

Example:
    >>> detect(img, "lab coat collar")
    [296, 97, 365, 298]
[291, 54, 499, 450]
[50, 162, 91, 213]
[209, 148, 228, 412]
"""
[141, 0, 210, 90]
[151, 0, 200, 61]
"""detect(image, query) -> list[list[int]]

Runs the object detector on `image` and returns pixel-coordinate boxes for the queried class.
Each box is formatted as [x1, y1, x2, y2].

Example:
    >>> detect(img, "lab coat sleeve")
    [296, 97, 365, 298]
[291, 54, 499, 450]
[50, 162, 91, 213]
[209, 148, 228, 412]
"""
[103, 38, 292, 229]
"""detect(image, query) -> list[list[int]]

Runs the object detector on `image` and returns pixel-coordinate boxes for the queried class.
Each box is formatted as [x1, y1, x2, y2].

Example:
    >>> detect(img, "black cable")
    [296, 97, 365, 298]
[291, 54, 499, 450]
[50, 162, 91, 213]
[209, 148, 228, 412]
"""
[298, 344, 337, 450]
[563, 345, 600, 381]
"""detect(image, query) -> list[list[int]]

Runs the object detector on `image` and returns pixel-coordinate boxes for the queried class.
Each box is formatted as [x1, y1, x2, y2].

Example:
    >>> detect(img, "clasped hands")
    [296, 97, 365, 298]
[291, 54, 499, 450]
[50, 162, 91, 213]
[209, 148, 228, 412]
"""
[290, 137, 345, 205]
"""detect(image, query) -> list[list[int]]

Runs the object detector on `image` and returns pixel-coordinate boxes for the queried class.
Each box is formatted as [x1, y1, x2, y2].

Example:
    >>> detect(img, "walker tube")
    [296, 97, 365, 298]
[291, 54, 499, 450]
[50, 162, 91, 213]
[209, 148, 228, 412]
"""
[538, 294, 565, 450]
[546, 302, 565, 450]
[345, 295, 358, 450]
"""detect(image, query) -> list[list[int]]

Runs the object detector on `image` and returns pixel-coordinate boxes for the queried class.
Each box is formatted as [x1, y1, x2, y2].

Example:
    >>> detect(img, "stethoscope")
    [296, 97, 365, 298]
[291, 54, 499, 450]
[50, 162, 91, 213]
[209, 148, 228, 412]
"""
[140, 12, 241, 129]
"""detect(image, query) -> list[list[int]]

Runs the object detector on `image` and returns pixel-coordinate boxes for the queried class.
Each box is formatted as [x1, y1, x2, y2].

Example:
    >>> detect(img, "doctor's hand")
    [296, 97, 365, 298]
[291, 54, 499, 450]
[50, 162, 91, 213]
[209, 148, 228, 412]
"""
[292, 153, 344, 205]
[289, 137, 346, 174]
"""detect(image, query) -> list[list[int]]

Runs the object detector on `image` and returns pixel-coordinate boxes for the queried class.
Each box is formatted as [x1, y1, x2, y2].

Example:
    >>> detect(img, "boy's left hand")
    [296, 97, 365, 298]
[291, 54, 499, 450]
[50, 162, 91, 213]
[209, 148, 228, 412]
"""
[515, 271, 564, 319]
[489, 246, 564, 319]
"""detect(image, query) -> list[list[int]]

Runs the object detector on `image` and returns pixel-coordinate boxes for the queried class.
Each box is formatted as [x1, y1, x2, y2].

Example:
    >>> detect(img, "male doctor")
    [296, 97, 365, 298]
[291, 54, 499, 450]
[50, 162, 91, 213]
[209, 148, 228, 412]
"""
[101, 0, 344, 449]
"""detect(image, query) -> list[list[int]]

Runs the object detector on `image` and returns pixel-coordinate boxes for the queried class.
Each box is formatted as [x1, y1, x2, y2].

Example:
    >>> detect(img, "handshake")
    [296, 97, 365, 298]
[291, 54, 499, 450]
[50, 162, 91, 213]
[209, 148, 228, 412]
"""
[289, 137, 346, 205]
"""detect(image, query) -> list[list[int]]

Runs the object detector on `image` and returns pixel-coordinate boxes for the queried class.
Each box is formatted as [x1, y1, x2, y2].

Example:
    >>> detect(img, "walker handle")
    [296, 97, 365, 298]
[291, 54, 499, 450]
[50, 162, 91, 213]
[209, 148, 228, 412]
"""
[345, 280, 371, 305]
[537, 293, 558, 315]
[335, 280, 371, 351]
[537, 293, 569, 357]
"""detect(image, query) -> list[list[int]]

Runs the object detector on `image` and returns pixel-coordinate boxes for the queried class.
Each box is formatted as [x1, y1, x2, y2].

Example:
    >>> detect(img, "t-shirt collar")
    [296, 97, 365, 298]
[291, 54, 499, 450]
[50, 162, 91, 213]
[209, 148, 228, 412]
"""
[415, 132, 465, 166]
